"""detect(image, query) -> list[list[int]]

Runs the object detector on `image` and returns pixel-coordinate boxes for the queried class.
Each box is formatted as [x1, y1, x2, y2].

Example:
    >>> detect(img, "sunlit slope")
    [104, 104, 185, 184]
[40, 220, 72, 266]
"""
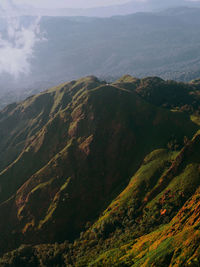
[66, 132, 200, 266]
[0, 75, 198, 257]
[1, 130, 200, 266]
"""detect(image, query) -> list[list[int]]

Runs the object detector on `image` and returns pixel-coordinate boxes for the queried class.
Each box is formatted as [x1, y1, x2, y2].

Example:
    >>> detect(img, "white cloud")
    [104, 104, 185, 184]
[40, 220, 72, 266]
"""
[0, 0, 43, 78]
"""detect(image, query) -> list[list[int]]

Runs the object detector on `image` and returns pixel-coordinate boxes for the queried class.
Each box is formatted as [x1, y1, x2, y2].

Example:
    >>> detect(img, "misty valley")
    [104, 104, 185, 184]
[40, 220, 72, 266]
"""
[1, 1, 200, 267]
[2, 7, 200, 110]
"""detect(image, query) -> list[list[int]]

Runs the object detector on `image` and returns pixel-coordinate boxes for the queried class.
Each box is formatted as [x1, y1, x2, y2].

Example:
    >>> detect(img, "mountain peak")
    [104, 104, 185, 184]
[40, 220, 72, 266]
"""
[0, 75, 200, 265]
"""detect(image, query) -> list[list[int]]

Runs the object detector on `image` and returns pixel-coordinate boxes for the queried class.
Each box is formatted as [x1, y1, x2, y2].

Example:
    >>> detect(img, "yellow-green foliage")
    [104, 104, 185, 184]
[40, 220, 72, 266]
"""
[95, 149, 175, 226]
[39, 177, 71, 229]
[1, 75, 200, 266]
[114, 74, 139, 84]
[190, 115, 200, 126]
[70, 132, 200, 266]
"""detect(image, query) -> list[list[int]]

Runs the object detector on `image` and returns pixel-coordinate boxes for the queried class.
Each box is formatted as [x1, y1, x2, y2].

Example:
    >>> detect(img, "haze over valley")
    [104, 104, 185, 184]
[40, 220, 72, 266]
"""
[1, 1, 200, 108]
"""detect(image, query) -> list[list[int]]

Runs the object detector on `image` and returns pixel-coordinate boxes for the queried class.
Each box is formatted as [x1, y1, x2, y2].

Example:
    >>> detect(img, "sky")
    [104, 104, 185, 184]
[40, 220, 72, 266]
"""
[0, 0, 194, 10]
[12, 0, 141, 9]
[1, 0, 200, 10]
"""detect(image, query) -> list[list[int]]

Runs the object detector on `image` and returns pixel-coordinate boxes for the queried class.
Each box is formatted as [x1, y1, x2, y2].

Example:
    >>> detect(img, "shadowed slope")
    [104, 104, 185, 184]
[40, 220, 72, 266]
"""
[0, 75, 198, 259]
[63, 132, 200, 266]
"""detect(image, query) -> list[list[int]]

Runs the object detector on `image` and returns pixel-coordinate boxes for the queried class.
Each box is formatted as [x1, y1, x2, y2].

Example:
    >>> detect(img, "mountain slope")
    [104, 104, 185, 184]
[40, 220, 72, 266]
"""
[114, 75, 200, 115]
[5, 130, 200, 266]
[1, 118, 200, 266]
[68, 131, 200, 266]
[0, 75, 198, 257]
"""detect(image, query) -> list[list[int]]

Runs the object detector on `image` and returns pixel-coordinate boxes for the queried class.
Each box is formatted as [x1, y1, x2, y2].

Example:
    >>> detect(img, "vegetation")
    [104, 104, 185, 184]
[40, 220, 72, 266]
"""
[0, 75, 200, 265]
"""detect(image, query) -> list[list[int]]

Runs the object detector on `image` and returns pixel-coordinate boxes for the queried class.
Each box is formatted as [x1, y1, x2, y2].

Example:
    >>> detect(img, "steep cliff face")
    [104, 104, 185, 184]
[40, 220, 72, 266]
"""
[0, 75, 199, 263]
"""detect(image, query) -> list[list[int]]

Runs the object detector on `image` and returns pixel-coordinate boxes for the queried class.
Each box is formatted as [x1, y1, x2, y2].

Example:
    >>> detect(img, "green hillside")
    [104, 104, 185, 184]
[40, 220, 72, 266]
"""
[0, 75, 200, 266]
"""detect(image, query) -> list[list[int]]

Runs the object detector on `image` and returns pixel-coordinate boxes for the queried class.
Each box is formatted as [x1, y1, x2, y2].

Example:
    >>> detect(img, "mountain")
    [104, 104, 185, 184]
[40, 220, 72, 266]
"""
[2, 6, 200, 108]
[34, 7, 200, 83]
[0, 75, 200, 266]
[66, 130, 200, 266]
[4, 1, 200, 17]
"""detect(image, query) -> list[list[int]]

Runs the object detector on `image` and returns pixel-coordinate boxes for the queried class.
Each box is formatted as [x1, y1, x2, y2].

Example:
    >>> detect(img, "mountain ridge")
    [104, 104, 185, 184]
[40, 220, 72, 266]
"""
[0, 75, 200, 266]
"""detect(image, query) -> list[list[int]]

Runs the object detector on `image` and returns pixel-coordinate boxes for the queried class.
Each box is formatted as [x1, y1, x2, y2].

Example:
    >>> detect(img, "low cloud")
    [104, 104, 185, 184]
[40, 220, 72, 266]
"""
[0, 0, 43, 78]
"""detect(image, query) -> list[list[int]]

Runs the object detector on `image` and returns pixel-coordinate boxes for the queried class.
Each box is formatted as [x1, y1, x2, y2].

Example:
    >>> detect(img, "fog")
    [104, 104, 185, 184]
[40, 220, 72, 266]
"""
[1, 0, 200, 79]
[0, 0, 200, 98]
[0, 0, 43, 78]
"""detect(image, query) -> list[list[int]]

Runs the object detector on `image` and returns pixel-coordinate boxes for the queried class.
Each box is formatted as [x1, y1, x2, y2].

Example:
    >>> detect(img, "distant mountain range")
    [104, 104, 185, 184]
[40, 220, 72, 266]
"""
[1, 0, 200, 17]
[1, 7, 200, 105]
[36, 0, 200, 17]
[1, 6, 200, 110]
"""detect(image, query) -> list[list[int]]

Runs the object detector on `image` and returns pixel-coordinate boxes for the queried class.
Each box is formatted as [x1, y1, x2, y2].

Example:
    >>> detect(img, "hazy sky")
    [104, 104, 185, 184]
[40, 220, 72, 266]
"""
[0, 0, 198, 9]
[13, 0, 133, 9]
[7, 0, 199, 9]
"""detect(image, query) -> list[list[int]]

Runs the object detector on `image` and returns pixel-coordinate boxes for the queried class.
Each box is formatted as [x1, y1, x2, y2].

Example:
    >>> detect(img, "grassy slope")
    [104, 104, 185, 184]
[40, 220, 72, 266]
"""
[114, 75, 200, 115]
[71, 133, 200, 266]
[1, 132, 200, 266]
[0, 75, 199, 262]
